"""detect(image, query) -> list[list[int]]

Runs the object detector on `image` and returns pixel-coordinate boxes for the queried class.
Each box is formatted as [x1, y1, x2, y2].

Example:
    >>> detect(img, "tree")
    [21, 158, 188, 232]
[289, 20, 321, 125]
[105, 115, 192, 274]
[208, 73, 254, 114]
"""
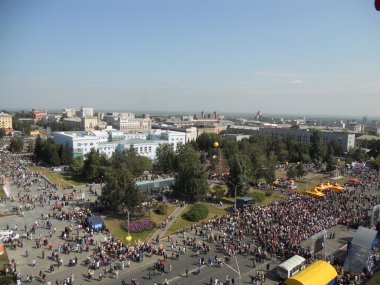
[211, 185, 226, 200]
[263, 152, 277, 183]
[227, 153, 250, 196]
[174, 144, 209, 202]
[325, 144, 336, 172]
[9, 136, 24, 153]
[82, 149, 101, 181]
[112, 147, 152, 177]
[46, 144, 60, 166]
[60, 142, 73, 165]
[155, 144, 176, 174]
[287, 165, 297, 179]
[100, 167, 141, 212]
[0, 128, 6, 138]
[34, 135, 44, 160]
[295, 162, 307, 178]
[309, 130, 325, 162]
[70, 156, 84, 173]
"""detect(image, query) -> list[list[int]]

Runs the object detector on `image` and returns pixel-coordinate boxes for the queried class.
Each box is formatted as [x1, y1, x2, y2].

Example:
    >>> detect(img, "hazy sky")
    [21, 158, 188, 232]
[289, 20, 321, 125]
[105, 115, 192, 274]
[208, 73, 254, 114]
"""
[1, 0, 379, 116]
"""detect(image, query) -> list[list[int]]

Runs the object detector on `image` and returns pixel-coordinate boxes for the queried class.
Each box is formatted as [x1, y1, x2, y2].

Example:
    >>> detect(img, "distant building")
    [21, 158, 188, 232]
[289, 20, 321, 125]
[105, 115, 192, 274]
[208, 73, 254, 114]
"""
[77, 107, 94, 118]
[102, 112, 152, 133]
[32, 109, 48, 121]
[346, 122, 364, 133]
[82, 117, 98, 131]
[355, 135, 380, 147]
[62, 117, 82, 130]
[364, 126, 380, 136]
[53, 131, 110, 158]
[258, 128, 355, 151]
[62, 108, 77, 118]
[149, 129, 186, 151]
[0, 112, 13, 130]
[116, 138, 164, 160]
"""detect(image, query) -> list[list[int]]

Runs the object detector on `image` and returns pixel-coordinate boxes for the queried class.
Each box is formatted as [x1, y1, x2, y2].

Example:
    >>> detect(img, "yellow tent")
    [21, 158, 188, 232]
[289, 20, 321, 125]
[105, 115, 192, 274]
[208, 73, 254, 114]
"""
[304, 189, 325, 197]
[285, 260, 337, 285]
[331, 183, 344, 192]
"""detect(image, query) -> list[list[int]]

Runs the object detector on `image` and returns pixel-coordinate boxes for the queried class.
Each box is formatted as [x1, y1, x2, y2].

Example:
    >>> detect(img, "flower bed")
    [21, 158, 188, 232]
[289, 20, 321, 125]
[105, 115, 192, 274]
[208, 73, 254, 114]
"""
[121, 220, 156, 233]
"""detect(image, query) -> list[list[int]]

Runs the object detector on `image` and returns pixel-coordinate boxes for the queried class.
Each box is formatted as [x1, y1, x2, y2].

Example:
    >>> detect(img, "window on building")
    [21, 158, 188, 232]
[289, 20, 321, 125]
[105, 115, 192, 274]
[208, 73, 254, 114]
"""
[77, 143, 81, 146]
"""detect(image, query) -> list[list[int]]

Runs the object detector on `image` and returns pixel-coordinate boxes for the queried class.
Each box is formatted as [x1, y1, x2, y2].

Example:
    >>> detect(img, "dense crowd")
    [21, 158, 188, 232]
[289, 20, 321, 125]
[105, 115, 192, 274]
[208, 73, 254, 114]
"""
[1, 152, 380, 285]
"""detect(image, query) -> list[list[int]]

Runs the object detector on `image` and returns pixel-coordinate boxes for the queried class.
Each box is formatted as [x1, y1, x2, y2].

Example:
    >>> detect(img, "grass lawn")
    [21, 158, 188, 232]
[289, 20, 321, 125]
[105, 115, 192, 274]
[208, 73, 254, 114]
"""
[104, 205, 176, 244]
[296, 175, 351, 192]
[247, 189, 285, 206]
[0, 247, 9, 265]
[0, 186, 6, 200]
[165, 203, 228, 237]
[29, 166, 86, 187]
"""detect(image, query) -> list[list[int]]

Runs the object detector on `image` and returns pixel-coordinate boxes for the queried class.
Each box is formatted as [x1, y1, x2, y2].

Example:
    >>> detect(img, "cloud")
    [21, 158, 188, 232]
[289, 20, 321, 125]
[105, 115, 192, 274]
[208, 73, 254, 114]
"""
[253, 71, 311, 78]
[286, 80, 303, 85]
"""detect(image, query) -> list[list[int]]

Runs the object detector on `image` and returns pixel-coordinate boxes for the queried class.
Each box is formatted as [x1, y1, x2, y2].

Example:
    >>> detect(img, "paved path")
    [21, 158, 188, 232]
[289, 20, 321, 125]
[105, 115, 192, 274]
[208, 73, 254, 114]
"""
[148, 205, 187, 242]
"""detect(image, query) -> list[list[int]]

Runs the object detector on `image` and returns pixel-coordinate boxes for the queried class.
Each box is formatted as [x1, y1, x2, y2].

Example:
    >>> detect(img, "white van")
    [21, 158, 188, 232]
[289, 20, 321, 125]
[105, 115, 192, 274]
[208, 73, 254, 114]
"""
[277, 255, 306, 279]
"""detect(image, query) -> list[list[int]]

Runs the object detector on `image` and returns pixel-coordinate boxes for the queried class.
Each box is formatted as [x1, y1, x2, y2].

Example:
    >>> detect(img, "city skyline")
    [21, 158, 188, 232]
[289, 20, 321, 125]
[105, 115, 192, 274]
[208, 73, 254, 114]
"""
[1, 0, 380, 116]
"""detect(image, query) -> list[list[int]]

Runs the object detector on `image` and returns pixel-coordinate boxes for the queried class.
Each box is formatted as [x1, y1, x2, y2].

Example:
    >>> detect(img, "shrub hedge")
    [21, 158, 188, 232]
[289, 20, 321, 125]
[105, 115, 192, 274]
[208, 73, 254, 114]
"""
[248, 191, 265, 203]
[155, 204, 168, 215]
[183, 204, 208, 222]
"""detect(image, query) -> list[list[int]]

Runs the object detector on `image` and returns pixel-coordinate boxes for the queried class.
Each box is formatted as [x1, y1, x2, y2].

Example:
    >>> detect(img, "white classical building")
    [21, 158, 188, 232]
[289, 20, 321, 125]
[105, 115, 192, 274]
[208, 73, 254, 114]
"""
[98, 142, 118, 158]
[53, 129, 185, 160]
[53, 131, 110, 158]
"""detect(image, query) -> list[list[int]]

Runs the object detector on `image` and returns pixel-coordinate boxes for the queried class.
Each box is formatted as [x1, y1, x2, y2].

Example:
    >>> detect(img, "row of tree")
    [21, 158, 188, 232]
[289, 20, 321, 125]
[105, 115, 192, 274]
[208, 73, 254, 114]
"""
[34, 136, 73, 166]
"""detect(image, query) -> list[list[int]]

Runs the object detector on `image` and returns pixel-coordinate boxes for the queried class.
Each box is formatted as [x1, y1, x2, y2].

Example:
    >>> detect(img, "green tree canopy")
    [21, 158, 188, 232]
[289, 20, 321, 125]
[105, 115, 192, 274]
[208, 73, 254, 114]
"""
[82, 149, 102, 181]
[155, 143, 176, 174]
[174, 144, 209, 202]
[0, 128, 6, 138]
[227, 153, 251, 196]
[100, 167, 141, 212]
[309, 130, 325, 162]
[9, 136, 24, 153]
[111, 147, 152, 177]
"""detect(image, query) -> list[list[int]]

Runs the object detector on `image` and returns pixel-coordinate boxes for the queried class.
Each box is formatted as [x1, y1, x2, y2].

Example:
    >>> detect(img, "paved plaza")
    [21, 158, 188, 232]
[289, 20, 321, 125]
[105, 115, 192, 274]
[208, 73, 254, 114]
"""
[0, 154, 377, 285]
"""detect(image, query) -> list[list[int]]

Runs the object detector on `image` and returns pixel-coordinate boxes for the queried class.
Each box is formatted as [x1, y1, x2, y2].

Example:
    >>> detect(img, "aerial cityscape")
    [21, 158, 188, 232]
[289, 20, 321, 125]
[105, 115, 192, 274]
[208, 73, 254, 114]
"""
[1, 1, 380, 285]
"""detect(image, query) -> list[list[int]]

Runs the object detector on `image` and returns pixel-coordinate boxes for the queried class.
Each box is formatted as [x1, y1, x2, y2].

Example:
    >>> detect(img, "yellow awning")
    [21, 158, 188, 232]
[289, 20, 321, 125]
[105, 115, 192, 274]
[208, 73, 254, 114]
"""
[285, 260, 337, 285]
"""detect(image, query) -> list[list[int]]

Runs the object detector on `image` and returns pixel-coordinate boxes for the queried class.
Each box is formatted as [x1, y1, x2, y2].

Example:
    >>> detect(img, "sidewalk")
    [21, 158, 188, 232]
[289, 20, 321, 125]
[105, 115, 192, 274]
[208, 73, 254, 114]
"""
[148, 205, 186, 242]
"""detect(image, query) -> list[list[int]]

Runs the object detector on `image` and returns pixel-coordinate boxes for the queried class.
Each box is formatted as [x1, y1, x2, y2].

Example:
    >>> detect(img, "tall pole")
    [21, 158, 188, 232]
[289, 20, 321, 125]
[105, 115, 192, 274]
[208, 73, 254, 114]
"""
[122, 203, 130, 236]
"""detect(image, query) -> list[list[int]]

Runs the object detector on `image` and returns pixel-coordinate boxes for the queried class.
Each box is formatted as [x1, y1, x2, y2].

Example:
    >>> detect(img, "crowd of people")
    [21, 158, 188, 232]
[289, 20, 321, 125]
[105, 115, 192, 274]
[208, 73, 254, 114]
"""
[1, 151, 380, 284]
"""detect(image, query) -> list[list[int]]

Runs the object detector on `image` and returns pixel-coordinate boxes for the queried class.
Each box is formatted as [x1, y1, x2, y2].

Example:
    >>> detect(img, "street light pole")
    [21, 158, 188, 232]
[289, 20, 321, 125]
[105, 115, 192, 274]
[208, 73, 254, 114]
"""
[122, 203, 130, 236]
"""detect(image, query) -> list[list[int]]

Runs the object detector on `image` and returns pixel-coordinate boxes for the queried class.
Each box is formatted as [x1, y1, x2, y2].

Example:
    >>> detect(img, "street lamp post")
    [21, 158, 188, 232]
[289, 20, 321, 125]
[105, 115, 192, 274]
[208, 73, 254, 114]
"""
[122, 203, 130, 237]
